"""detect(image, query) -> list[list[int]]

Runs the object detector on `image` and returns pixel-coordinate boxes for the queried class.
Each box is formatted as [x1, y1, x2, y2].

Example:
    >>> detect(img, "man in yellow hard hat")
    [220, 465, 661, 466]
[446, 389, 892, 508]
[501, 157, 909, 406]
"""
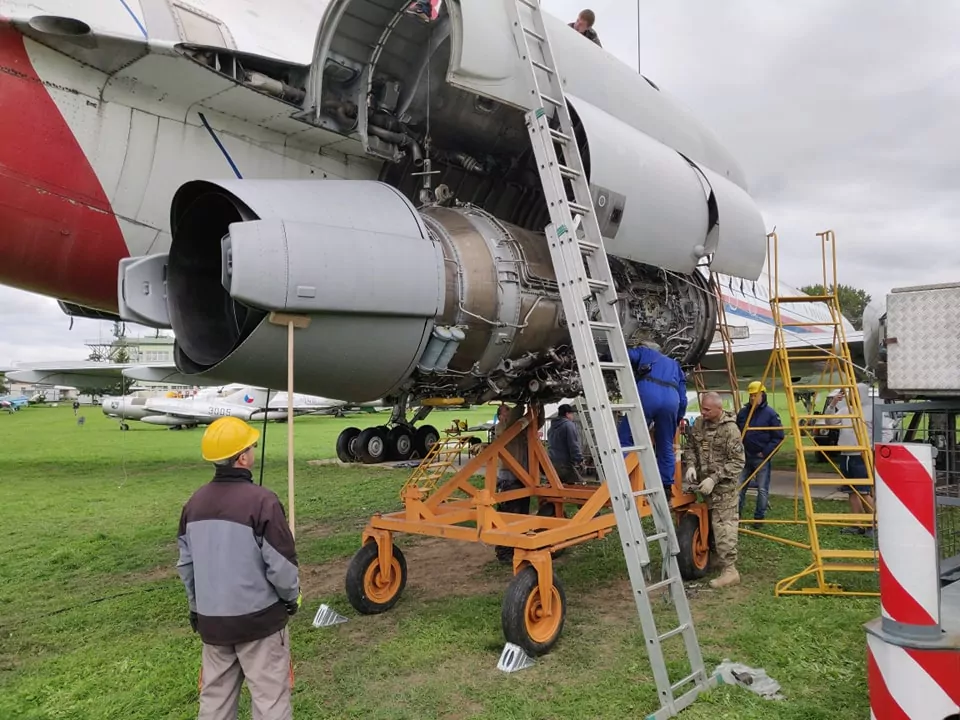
[735, 381, 784, 527]
[176, 416, 301, 720]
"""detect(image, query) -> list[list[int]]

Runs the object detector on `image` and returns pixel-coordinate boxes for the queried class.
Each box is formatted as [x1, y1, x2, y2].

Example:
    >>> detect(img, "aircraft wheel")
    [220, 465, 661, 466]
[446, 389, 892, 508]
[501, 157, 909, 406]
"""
[387, 425, 414, 461]
[501, 565, 566, 657]
[345, 541, 407, 614]
[119, 423, 129, 431]
[677, 512, 710, 580]
[356, 426, 389, 464]
[413, 424, 440, 458]
[337, 427, 362, 463]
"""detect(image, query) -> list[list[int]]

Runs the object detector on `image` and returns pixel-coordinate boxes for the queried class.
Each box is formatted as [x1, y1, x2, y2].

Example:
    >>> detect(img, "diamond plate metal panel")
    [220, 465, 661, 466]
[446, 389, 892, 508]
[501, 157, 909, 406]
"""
[886, 285, 960, 393]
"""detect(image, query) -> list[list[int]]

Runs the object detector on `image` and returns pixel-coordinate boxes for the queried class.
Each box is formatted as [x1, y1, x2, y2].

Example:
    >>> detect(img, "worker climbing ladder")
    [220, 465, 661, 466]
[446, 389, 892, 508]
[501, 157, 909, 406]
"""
[692, 273, 741, 413]
[505, 2, 713, 716]
[754, 230, 878, 596]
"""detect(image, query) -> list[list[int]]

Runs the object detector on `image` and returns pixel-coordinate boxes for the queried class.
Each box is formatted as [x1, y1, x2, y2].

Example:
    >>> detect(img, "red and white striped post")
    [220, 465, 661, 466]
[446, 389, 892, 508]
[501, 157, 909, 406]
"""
[865, 442, 960, 719]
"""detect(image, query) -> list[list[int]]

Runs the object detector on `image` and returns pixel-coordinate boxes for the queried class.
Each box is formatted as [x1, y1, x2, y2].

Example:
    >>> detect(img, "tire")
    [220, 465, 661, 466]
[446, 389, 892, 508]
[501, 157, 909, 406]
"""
[345, 541, 407, 614]
[501, 565, 566, 656]
[676, 512, 710, 580]
[356, 427, 388, 464]
[336, 427, 362, 463]
[119, 422, 129, 431]
[413, 424, 440, 458]
[387, 425, 414, 461]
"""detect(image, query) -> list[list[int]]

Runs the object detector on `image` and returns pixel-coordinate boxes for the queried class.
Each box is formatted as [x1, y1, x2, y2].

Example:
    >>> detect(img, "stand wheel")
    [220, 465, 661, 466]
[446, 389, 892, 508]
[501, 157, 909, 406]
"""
[356, 427, 388, 464]
[336, 427, 362, 463]
[677, 512, 709, 580]
[387, 425, 414, 460]
[413, 424, 440, 457]
[345, 541, 407, 614]
[501, 565, 566, 656]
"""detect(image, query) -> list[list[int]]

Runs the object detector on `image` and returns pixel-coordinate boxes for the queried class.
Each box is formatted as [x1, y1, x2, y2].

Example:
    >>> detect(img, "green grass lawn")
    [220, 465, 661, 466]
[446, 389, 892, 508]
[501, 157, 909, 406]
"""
[0, 405, 878, 719]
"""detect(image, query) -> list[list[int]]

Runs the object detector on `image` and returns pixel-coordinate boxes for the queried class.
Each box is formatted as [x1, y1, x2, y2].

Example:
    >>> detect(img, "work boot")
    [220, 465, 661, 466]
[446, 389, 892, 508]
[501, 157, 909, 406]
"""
[709, 565, 740, 589]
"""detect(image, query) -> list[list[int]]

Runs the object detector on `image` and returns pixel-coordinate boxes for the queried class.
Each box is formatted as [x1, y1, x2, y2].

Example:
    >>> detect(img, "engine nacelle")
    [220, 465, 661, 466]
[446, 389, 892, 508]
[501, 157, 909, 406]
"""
[161, 179, 717, 404]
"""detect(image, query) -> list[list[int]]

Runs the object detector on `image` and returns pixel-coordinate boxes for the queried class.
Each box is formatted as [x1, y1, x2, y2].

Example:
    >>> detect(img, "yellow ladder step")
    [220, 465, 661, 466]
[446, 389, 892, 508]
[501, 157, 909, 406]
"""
[799, 446, 873, 453]
[821, 563, 878, 573]
[813, 513, 874, 524]
[805, 478, 874, 486]
[820, 549, 878, 560]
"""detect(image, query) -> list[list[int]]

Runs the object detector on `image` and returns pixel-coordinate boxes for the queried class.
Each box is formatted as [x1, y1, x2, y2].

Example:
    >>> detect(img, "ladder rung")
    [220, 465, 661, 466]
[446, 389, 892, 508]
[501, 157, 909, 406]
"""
[557, 163, 581, 179]
[800, 445, 872, 453]
[569, 201, 592, 216]
[813, 513, 874, 523]
[599, 361, 626, 371]
[522, 25, 545, 42]
[517, 0, 537, 7]
[611, 403, 637, 411]
[805, 478, 874, 486]
[781, 321, 838, 327]
[775, 295, 836, 302]
[647, 576, 677, 594]
[657, 622, 689, 643]
[822, 563, 879, 573]
[586, 279, 609, 292]
[530, 59, 554, 74]
[670, 671, 701, 693]
[647, 532, 668, 543]
[590, 321, 617, 332]
[540, 92, 563, 107]
[621, 444, 649, 454]
[820, 549, 878, 560]
[632, 488, 660, 498]
[548, 128, 571, 144]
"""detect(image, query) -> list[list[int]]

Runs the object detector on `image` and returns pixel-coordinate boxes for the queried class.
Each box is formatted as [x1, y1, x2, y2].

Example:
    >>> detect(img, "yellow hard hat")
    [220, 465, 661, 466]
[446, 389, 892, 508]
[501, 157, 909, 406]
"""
[747, 381, 766, 395]
[201, 417, 260, 462]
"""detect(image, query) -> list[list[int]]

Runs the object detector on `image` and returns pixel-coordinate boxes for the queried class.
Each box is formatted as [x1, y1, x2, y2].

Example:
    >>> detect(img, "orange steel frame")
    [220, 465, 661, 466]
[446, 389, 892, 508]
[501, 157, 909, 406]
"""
[360, 406, 710, 618]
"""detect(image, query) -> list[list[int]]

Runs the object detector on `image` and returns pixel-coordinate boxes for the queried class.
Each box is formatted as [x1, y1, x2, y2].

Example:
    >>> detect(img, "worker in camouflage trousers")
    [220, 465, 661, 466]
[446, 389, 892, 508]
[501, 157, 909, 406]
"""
[681, 392, 746, 589]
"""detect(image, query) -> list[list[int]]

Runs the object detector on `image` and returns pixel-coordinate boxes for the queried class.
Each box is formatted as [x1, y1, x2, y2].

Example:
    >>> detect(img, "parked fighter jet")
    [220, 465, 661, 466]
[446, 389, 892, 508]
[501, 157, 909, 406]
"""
[0, 0, 779, 463]
[101, 384, 380, 430]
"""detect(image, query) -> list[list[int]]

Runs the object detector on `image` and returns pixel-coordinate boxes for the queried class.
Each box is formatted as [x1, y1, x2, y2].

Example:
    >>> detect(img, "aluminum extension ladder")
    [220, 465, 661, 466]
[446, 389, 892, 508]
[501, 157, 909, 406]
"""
[506, 2, 713, 716]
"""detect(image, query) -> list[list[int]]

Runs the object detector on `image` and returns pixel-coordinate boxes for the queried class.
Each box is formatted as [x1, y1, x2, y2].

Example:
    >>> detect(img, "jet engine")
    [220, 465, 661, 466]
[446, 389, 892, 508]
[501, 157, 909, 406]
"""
[162, 179, 716, 406]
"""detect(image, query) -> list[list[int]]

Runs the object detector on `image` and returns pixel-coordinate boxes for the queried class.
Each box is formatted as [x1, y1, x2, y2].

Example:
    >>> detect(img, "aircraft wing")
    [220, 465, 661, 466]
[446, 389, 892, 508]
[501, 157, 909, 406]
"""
[6, 361, 226, 389]
[4, 16, 348, 152]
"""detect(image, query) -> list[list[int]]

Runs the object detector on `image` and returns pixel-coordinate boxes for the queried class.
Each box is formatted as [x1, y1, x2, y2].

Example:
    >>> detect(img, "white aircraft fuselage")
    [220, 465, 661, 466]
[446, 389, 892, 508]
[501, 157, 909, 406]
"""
[0, 0, 780, 409]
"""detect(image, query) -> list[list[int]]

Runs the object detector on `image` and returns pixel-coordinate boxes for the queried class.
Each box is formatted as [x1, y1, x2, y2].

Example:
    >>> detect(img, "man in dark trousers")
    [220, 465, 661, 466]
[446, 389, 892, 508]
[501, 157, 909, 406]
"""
[177, 416, 301, 720]
[736, 381, 784, 525]
[614, 342, 687, 489]
[548, 403, 584, 484]
[493, 402, 543, 563]
[569, 9, 602, 47]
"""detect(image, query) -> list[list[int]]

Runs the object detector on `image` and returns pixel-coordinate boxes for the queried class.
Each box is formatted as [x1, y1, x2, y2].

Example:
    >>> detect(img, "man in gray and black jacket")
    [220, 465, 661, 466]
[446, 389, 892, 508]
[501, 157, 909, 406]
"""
[177, 416, 301, 720]
[548, 404, 585, 484]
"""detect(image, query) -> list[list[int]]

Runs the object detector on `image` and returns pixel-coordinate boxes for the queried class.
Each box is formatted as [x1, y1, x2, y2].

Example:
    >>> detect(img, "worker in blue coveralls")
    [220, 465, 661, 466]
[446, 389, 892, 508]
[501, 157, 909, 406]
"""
[610, 342, 687, 488]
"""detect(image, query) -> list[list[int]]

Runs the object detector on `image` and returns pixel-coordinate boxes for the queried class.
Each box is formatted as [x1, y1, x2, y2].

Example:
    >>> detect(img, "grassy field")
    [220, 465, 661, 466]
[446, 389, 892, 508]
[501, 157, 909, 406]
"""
[0, 404, 878, 719]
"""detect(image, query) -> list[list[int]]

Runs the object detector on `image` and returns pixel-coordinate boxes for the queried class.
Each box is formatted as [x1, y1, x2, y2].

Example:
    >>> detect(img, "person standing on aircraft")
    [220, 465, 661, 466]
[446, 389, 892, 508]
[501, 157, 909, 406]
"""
[548, 404, 585, 484]
[682, 392, 746, 589]
[612, 342, 687, 489]
[569, 9, 602, 47]
[177, 417, 301, 720]
[736, 381, 784, 526]
[405, 0, 441, 23]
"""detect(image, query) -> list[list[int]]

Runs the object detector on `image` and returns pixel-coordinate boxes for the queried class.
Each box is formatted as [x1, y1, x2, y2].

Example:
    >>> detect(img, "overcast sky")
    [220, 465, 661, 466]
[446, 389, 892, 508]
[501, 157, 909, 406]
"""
[2, 0, 957, 366]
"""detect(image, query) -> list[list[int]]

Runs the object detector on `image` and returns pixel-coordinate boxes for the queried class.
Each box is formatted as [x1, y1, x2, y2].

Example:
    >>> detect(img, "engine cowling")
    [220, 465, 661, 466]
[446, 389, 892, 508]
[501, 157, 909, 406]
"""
[163, 179, 717, 404]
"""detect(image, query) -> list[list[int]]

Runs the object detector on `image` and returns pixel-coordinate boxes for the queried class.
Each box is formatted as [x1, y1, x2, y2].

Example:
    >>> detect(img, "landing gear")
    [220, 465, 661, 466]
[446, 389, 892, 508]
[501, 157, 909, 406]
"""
[335, 423, 440, 465]
[355, 426, 389, 464]
[336, 427, 362, 463]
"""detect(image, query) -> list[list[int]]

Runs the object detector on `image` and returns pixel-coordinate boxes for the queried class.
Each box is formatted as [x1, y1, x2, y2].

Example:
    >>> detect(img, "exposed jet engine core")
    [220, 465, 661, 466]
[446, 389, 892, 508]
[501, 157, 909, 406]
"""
[165, 179, 716, 405]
